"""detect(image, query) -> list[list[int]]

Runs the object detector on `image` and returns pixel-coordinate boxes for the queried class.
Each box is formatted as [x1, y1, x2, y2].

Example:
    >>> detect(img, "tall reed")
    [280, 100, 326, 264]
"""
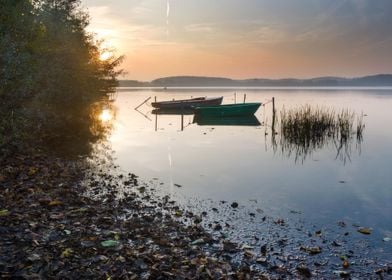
[278, 105, 364, 162]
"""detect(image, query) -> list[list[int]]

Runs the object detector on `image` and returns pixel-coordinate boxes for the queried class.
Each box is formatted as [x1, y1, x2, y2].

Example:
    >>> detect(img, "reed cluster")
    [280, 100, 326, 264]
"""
[278, 105, 364, 162]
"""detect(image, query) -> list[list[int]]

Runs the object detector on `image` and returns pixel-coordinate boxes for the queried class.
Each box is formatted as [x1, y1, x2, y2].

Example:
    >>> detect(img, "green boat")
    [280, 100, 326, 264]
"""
[194, 103, 262, 117]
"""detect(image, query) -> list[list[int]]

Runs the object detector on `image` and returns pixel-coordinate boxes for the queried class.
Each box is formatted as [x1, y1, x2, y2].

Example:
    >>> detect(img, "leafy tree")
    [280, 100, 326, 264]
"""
[0, 0, 122, 155]
[0, 0, 40, 149]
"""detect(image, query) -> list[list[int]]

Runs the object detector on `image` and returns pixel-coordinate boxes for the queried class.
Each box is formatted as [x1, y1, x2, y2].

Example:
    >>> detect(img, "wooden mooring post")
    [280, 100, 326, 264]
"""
[155, 113, 158, 131]
[181, 113, 184, 131]
[243, 94, 247, 103]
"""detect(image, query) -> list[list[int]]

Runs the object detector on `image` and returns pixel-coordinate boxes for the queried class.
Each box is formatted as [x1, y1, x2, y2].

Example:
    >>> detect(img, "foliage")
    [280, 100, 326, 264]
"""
[0, 0, 122, 155]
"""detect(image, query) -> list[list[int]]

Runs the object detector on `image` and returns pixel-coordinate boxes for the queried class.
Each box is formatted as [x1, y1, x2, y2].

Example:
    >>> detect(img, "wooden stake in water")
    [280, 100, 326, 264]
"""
[234, 92, 237, 104]
[272, 97, 275, 114]
[181, 113, 184, 131]
[155, 113, 158, 131]
[272, 97, 276, 133]
[243, 94, 247, 103]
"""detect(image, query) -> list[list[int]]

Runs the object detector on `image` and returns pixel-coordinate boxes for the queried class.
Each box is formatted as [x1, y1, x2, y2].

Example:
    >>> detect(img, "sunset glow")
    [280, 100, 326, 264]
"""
[83, 0, 392, 81]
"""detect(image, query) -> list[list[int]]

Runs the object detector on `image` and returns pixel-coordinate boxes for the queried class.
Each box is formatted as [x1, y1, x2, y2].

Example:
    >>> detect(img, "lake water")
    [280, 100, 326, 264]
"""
[104, 87, 392, 260]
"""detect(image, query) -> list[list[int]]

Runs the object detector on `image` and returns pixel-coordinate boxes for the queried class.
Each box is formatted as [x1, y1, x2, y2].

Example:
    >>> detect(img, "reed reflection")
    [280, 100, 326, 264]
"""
[272, 105, 364, 163]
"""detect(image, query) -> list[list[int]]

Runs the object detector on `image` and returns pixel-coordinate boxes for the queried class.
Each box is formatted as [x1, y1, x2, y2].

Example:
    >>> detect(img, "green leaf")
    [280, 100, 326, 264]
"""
[357, 227, 372, 235]
[101, 240, 120, 247]
[0, 209, 9, 216]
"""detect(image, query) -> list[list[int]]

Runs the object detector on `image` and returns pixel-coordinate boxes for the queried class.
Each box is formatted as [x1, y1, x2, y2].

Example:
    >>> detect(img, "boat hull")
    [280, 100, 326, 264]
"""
[152, 108, 195, 115]
[194, 103, 261, 117]
[151, 96, 223, 109]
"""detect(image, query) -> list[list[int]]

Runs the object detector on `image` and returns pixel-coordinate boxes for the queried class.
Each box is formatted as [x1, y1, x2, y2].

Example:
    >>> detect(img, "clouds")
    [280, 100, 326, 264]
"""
[82, 0, 392, 80]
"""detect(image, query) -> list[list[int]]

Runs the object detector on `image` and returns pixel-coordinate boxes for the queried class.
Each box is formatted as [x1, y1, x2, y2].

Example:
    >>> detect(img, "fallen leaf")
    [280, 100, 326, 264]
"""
[191, 238, 205, 245]
[61, 248, 73, 258]
[28, 167, 38, 175]
[101, 240, 120, 247]
[357, 227, 372, 235]
[49, 200, 63, 206]
[0, 209, 9, 216]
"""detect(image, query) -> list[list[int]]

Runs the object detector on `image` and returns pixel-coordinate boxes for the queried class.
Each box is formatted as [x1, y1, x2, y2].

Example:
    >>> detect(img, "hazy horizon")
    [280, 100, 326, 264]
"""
[120, 73, 392, 82]
[82, 0, 392, 80]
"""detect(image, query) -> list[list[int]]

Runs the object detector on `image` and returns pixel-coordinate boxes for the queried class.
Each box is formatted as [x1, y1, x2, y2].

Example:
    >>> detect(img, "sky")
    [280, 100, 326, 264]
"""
[82, 0, 392, 81]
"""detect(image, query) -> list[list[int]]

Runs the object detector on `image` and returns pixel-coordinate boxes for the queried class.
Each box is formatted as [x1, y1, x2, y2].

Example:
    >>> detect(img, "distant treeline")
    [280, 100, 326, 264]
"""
[0, 0, 122, 155]
[119, 74, 392, 87]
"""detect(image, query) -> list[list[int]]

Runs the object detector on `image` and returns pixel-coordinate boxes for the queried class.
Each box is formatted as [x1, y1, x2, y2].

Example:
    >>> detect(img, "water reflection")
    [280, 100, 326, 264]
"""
[194, 115, 261, 126]
[150, 109, 262, 131]
[99, 108, 114, 122]
[44, 101, 116, 157]
[91, 102, 116, 136]
[104, 89, 392, 254]
[148, 104, 363, 163]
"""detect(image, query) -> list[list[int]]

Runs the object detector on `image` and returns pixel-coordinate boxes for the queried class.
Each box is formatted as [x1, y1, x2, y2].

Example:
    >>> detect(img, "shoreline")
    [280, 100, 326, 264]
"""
[1, 151, 390, 279]
[0, 152, 262, 279]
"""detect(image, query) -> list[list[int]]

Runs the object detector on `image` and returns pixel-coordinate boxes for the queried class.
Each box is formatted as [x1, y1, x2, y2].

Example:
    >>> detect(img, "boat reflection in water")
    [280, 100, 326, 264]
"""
[193, 115, 261, 126]
[150, 108, 262, 131]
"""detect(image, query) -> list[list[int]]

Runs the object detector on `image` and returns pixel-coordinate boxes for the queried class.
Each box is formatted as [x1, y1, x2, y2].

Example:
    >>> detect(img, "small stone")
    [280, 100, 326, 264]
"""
[27, 254, 41, 262]
[256, 257, 267, 264]
[244, 250, 255, 258]
[231, 202, 238, 208]
[260, 244, 267, 256]
[333, 270, 350, 278]
[241, 244, 254, 250]
[296, 264, 311, 278]
[214, 224, 222, 231]
[337, 221, 346, 227]
[300, 246, 322, 255]
[223, 241, 238, 253]
[332, 240, 342, 247]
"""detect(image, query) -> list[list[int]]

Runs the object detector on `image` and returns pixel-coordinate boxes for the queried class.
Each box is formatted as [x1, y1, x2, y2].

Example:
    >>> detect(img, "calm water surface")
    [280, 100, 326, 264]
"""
[106, 88, 392, 248]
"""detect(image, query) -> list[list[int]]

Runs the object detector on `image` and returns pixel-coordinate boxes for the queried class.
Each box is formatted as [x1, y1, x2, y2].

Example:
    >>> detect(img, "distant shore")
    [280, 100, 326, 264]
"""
[119, 74, 392, 88]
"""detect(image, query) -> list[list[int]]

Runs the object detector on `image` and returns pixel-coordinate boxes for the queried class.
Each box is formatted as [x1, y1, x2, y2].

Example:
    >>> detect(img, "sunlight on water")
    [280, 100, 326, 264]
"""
[99, 108, 113, 123]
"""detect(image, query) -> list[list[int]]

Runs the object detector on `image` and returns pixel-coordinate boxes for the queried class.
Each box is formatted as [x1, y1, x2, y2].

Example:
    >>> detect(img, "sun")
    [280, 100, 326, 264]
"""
[99, 51, 112, 61]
